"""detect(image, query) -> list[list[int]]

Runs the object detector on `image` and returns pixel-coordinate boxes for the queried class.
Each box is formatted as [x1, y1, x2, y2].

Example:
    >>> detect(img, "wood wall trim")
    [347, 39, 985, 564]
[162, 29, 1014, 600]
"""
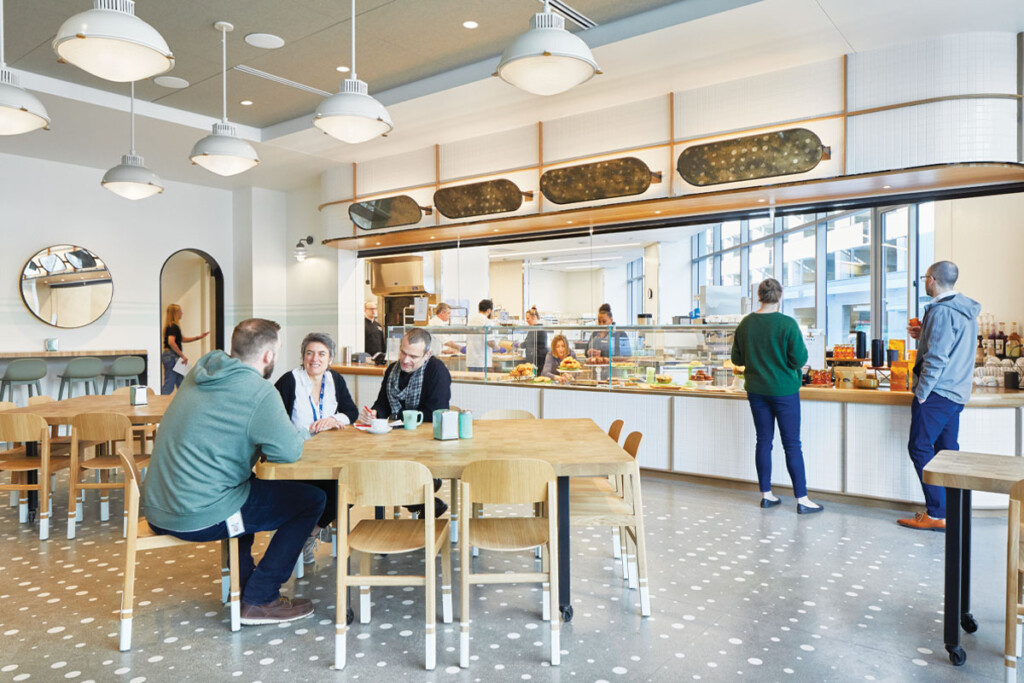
[323, 163, 1024, 252]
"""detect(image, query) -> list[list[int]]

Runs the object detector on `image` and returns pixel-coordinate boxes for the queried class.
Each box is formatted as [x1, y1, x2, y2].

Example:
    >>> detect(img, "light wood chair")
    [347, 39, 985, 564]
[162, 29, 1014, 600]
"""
[113, 386, 159, 457]
[0, 412, 65, 539]
[116, 445, 240, 650]
[1004, 479, 1024, 682]
[26, 395, 73, 456]
[0, 401, 16, 411]
[459, 458, 560, 667]
[570, 431, 650, 616]
[571, 419, 628, 559]
[479, 409, 535, 420]
[335, 460, 452, 671]
[0, 402, 22, 507]
[69, 412, 151, 539]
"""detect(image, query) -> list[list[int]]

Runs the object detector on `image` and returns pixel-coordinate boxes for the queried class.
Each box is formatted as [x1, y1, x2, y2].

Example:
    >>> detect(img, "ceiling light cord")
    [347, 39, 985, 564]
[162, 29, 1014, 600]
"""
[129, 81, 135, 155]
[350, 0, 357, 81]
[221, 24, 227, 123]
[0, 0, 6, 67]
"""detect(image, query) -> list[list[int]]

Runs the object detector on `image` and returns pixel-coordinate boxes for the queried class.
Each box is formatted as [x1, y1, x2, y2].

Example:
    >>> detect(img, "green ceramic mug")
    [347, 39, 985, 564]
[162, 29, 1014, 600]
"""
[402, 410, 424, 430]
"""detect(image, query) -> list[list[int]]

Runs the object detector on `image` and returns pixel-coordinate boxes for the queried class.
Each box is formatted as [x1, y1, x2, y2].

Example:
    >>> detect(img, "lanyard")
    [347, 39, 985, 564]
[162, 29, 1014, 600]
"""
[308, 376, 326, 422]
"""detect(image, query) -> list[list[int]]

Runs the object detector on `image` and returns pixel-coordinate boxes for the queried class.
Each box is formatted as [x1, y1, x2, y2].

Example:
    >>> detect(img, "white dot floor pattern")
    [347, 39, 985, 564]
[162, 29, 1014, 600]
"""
[0, 472, 1013, 682]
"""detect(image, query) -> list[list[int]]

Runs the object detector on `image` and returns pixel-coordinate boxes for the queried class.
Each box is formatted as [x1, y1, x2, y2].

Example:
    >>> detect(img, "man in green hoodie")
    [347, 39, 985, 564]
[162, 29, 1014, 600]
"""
[144, 318, 324, 625]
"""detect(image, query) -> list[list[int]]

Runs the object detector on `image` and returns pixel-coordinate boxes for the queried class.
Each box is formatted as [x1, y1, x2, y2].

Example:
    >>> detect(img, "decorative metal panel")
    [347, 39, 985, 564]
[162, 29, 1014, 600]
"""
[349, 195, 430, 231]
[433, 179, 525, 219]
[540, 156, 657, 205]
[677, 128, 828, 186]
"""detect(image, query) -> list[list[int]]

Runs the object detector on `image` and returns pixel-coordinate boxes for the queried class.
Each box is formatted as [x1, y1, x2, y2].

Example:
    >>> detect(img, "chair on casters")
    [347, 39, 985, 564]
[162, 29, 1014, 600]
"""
[335, 460, 452, 671]
[570, 431, 651, 616]
[0, 413, 66, 539]
[69, 412, 151, 539]
[459, 458, 560, 668]
[116, 445, 239, 650]
[58, 357, 103, 400]
[0, 359, 46, 404]
[102, 356, 145, 394]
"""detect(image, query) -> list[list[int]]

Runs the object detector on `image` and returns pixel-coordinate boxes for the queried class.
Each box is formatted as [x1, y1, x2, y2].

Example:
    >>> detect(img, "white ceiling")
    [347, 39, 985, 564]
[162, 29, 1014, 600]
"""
[2, 0, 1022, 193]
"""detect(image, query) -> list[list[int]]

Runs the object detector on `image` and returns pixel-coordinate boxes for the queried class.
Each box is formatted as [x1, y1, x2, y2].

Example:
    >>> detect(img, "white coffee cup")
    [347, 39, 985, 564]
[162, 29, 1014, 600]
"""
[370, 417, 390, 433]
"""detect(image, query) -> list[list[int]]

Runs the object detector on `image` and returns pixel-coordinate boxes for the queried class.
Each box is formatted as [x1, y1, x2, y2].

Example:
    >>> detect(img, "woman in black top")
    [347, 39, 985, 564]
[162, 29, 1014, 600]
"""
[521, 307, 548, 369]
[161, 304, 209, 394]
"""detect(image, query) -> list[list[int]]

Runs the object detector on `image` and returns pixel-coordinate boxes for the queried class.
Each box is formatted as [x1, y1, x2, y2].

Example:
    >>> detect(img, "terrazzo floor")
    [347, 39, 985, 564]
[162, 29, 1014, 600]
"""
[0, 473, 1010, 682]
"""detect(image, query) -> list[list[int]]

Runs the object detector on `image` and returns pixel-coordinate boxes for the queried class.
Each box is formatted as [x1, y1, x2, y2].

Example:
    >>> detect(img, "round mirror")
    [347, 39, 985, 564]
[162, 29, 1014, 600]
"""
[20, 245, 113, 328]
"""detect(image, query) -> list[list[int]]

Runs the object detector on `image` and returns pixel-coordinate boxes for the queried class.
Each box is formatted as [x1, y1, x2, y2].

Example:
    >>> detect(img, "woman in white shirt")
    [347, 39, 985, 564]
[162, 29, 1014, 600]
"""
[274, 332, 358, 563]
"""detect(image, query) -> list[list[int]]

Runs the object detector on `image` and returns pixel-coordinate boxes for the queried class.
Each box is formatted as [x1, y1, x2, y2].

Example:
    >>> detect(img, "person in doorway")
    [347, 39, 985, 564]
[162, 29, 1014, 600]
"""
[275, 332, 359, 563]
[360, 328, 451, 518]
[466, 299, 497, 372]
[898, 261, 980, 531]
[161, 303, 209, 395]
[364, 300, 386, 365]
[521, 306, 548, 369]
[145, 318, 323, 625]
[585, 303, 631, 358]
[731, 278, 822, 514]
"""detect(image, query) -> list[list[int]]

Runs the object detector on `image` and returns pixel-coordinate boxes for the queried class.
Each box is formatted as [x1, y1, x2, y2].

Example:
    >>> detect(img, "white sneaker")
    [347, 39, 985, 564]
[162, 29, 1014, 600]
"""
[301, 534, 319, 564]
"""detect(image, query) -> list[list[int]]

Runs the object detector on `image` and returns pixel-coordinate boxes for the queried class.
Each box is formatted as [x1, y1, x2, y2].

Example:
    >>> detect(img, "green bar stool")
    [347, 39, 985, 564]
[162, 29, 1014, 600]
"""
[57, 357, 103, 400]
[0, 359, 47, 404]
[102, 356, 146, 394]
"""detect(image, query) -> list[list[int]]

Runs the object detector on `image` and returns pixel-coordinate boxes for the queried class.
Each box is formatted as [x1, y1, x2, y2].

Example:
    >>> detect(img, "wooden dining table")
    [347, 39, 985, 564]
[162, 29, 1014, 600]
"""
[923, 450, 1024, 667]
[255, 417, 640, 621]
[4, 394, 173, 522]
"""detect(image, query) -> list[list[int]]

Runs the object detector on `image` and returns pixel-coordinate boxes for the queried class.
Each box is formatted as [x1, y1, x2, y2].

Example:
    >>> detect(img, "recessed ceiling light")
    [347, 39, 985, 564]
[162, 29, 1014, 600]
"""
[240, 99, 253, 106]
[462, 20, 479, 29]
[336, 65, 350, 73]
[375, 242, 381, 245]
[566, 220, 573, 224]
[430, 236, 435, 239]
[153, 75, 189, 89]
[883, 185, 892, 189]
[757, 199, 766, 203]
[493, 229, 499, 232]
[654, 210, 661, 214]
[245, 33, 285, 49]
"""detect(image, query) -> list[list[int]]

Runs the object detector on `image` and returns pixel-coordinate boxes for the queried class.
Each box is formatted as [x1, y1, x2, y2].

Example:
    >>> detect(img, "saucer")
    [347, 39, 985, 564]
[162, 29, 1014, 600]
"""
[367, 428, 390, 435]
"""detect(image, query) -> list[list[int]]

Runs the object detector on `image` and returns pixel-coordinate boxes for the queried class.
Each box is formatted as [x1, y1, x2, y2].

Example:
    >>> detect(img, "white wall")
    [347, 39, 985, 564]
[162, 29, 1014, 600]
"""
[601, 266, 626, 321]
[439, 246, 489, 312]
[658, 239, 692, 323]
[489, 260, 524, 318]
[643, 244, 660, 321]
[0, 152, 233, 393]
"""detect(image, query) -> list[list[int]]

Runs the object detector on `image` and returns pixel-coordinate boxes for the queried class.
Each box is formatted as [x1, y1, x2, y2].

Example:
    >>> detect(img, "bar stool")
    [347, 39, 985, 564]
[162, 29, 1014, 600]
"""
[0, 359, 47, 404]
[57, 357, 103, 400]
[102, 356, 145, 394]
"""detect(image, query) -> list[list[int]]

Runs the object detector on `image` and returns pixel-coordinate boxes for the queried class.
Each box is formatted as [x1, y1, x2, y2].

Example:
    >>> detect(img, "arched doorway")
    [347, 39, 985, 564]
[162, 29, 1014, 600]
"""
[159, 250, 225, 389]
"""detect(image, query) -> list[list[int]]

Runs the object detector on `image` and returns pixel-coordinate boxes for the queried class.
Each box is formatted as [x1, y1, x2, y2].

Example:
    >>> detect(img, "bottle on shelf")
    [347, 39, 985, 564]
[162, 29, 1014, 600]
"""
[986, 317, 997, 357]
[997, 322, 1007, 359]
[975, 329, 985, 366]
[1007, 322, 1022, 360]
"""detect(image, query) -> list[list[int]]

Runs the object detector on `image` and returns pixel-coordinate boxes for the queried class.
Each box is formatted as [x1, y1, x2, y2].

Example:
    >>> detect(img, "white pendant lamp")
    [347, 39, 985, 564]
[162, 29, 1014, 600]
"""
[314, 0, 392, 144]
[189, 21, 259, 177]
[102, 82, 162, 200]
[0, 0, 50, 135]
[496, 0, 599, 96]
[53, 0, 173, 83]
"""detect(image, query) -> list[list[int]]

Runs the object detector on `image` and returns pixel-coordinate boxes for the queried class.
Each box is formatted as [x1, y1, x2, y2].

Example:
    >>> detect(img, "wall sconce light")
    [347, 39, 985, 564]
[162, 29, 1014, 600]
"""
[294, 236, 313, 262]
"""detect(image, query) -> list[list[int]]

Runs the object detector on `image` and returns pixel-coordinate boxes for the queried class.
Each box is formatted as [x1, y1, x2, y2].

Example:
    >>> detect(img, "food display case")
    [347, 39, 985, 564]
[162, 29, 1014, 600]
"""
[385, 323, 739, 392]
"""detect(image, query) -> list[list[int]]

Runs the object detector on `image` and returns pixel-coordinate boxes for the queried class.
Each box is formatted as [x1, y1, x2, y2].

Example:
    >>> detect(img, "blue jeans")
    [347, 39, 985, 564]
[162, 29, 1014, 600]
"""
[161, 350, 182, 394]
[150, 478, 325, 605]
[908, 393, 963, 519]
[747, 392, 808, 498]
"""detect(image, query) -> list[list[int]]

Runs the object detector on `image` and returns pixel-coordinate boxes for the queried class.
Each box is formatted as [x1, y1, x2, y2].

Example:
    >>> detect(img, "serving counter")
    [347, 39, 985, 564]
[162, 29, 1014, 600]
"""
[334, 361, 1024, 509]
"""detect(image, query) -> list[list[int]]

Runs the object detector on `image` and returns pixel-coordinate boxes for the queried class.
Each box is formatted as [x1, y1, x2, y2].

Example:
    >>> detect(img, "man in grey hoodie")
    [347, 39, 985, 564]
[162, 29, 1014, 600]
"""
[898, 261, 980, 531]
[145, 319, 324, 624]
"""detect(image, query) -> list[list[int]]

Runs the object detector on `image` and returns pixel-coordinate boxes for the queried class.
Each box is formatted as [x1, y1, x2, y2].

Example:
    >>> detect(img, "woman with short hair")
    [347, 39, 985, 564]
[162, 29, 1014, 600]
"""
[731, 278, 822, 514]
[274, 332, 359, 562]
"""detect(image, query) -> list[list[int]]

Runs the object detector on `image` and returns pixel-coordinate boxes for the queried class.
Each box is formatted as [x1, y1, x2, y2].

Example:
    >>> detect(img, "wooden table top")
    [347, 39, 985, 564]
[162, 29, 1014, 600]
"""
[923, 450, 1024, 493]
[0, 349, 147, 360]
[255, 418, 635, 481]
[4, 394, 172, 425]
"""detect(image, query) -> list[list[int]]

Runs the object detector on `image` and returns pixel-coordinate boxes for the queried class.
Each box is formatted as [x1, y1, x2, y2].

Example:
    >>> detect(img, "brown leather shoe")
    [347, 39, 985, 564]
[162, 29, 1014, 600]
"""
[897, 512, 946, 532]
[239, 596, 314, 625]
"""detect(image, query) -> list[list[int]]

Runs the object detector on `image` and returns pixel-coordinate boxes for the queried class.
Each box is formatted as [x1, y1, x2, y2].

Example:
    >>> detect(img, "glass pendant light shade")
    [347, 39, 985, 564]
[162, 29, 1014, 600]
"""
[53, 0, 174, 83]
[190, 121, 259, 176]
[102, 152, 162, 199]
[314, 78, 392, 144]
[496, 10, 598, 96]
[0, 68, 50, 135]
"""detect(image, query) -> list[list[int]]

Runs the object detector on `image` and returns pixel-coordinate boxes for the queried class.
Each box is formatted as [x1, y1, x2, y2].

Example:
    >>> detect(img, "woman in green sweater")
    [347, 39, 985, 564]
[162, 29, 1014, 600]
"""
[731, 278, 822, 514]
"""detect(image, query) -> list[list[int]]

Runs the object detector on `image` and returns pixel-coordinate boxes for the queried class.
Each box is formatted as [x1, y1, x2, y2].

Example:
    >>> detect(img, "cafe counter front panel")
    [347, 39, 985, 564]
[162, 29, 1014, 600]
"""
[335, 364, 1022, 509]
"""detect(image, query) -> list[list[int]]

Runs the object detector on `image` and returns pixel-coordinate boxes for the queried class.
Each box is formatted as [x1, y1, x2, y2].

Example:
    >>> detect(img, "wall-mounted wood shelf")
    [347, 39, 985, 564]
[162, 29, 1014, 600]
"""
[324, 162, 1024, 254]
